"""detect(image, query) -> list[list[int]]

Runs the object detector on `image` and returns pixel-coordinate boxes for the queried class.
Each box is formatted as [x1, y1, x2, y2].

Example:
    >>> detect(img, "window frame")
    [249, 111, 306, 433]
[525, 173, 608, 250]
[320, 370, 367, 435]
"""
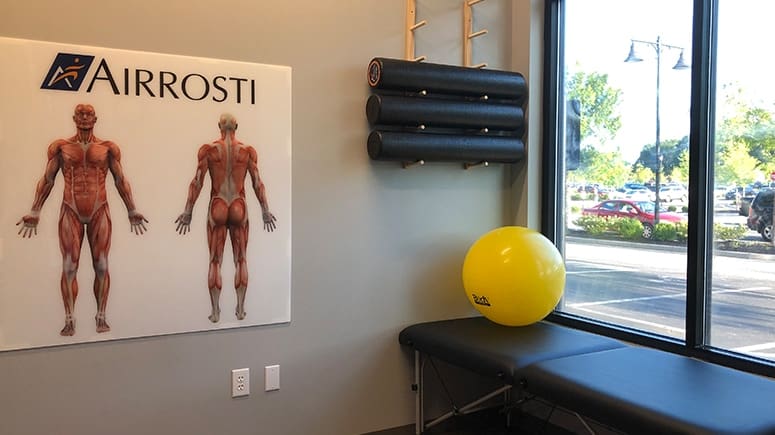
[541, 0, 775, 378]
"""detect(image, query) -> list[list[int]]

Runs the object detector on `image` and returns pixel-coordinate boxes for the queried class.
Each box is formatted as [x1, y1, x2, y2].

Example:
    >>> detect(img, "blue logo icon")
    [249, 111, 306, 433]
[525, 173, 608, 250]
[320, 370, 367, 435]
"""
[41, 53, 95, 91]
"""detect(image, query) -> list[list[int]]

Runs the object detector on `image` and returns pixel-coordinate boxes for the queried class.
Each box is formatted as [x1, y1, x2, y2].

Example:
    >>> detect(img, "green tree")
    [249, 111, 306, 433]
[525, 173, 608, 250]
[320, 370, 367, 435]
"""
[576, 148, 630, 187]
[630, 163, 655, 184]
[715, 140, 760, 186]
[634, 136, 689, 179]
[566, 69, 626, 186]
[566, 70, 623, 145]
[673, 150, 690, 183]
[715, 84, 775, 183]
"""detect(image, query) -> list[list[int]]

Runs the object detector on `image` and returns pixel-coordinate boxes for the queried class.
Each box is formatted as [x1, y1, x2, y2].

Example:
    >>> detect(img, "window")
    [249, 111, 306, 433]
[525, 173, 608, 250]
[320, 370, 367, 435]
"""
[543, 0, 775, 376]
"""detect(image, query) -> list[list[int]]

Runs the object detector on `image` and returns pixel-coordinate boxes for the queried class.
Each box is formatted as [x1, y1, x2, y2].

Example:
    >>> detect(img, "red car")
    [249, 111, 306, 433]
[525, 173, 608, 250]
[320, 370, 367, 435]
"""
[581, 199, 685, 239]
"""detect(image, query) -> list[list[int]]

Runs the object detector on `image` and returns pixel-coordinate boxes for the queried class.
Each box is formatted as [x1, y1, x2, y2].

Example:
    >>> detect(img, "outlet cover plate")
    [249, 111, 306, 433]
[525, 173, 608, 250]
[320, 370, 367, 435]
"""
[232, 368, 250, 397]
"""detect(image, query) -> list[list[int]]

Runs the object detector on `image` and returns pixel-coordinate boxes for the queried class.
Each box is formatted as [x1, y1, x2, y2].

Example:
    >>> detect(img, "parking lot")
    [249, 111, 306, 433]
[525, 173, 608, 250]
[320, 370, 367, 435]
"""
[568, 194, 773, 245]
[564, 236, 775, 360]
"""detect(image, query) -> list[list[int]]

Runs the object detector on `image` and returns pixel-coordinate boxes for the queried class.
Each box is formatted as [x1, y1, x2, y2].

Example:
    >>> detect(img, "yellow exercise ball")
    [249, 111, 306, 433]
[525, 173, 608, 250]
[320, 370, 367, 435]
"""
[462, 226, 566, 326]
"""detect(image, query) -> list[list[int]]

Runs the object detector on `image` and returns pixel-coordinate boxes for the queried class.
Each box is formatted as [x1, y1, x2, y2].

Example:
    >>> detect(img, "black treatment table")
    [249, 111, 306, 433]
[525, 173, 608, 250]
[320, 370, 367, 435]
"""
[399, 316, 775, 434]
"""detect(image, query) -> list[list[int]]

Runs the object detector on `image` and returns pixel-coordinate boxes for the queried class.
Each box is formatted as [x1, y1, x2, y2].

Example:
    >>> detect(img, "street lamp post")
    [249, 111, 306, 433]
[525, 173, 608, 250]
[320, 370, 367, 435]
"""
[625, 36, 689, 224]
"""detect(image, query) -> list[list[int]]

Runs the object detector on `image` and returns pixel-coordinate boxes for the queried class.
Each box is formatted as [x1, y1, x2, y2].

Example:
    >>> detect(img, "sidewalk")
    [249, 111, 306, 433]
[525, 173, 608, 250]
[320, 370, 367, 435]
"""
[566, 230, 774, 260]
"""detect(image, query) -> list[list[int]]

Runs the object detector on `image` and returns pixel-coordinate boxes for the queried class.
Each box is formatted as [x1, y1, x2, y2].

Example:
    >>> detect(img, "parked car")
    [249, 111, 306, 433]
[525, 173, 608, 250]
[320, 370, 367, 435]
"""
[623, 188, 655, 202]
[714, 185, 730, 199]
[727, 185, 756, 202]
[739, 195, 754, 216]
[738, 189, 760, 216]
[658, 185, 688, 203]
[726, 186, 741, 200]
[746, 189, 774, 242]
[623, 182, 647, 191]
[582, 199, 685, 239]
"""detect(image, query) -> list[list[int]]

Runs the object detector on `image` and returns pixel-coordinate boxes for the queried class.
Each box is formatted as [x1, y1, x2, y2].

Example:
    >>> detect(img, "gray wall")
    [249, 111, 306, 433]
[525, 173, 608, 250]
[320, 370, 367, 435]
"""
[0, 1, 540, 434]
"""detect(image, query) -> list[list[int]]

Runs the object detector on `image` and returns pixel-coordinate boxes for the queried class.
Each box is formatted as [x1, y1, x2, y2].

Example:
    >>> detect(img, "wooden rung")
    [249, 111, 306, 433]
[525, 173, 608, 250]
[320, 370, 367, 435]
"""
[410, 20, 427, 31]
[406, 0, 428, 61]
[468, 29, 488, 39]
[462, 0, 487, 67]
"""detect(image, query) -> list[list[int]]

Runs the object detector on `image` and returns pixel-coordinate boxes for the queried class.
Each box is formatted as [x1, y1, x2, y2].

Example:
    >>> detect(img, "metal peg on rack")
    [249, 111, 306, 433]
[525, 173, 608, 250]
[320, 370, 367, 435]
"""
[403, 160, 426, 169]
[464, 161, 489, 170]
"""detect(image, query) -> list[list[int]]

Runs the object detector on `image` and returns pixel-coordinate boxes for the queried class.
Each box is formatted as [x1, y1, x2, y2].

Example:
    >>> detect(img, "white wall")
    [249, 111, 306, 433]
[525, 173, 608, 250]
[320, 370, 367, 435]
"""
[0, 1, 538, 433]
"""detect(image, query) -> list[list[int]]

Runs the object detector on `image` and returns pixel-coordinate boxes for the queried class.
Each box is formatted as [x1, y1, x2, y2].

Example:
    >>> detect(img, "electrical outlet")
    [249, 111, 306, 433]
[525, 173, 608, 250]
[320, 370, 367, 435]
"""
[232, 368, 250, 398]
[265, 365, 280, 391]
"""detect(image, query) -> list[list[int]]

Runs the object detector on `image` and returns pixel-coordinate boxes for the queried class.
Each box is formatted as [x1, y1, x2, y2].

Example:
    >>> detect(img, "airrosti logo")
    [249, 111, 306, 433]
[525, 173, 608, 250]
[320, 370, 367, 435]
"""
[41, 53, 95, 91]
[40, 52, 257, 105]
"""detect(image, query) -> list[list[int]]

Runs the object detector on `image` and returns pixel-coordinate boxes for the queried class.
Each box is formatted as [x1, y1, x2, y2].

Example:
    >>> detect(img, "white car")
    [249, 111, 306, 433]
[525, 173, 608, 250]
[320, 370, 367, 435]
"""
[623, 188, 655, 202]
[659, 185, 688, 203]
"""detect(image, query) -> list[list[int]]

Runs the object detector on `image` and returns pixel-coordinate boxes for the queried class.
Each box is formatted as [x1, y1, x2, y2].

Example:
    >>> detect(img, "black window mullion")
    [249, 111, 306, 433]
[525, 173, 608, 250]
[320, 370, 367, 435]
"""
[685, 0, 717, 350]
[541, 0, 563, 244]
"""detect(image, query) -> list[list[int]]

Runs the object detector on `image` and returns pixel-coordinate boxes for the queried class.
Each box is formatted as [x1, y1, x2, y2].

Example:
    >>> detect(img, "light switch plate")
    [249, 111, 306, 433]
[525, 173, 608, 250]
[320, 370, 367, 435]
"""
[265, 365, 280, 391]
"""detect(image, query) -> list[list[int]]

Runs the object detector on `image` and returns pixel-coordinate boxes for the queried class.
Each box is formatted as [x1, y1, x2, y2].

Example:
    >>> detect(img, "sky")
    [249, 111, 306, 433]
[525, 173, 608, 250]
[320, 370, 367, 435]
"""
[563, 0, 774, 163]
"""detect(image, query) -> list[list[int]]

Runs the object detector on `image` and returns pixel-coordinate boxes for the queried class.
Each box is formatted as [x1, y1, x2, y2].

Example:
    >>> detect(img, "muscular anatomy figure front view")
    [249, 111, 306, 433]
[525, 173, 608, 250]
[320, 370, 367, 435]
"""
[17, 104, 148, 336]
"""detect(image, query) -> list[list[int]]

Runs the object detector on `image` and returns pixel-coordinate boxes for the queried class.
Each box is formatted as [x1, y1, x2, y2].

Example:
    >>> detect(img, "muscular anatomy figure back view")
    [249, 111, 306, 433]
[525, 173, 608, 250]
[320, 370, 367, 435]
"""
[176, 113, 276, 323]
[17, 104, 148, 336]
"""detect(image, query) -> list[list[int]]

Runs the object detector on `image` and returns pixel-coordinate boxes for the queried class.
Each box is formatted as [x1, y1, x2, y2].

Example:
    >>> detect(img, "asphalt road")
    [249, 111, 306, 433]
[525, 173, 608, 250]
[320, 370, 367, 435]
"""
[563, 237, 775, 360]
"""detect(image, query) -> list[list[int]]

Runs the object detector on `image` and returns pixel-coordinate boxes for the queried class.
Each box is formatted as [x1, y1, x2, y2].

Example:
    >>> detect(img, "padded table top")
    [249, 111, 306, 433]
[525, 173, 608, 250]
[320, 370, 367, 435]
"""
[522, 346, 775, 435]
[398, 316, 626, 383]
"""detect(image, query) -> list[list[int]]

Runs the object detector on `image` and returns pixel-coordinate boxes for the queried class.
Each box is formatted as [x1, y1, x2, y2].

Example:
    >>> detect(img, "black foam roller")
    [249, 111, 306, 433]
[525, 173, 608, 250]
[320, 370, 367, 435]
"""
[366, 94, 524, 132]
[367, 130, 524, 163]
[367, 57, 527, 101]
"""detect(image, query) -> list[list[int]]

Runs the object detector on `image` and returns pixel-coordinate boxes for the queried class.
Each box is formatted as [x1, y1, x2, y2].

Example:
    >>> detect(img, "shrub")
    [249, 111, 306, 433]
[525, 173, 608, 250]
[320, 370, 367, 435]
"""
[615, 218, 643, 240]
[570, 205, 581, 213]
[573, 215, 608, 235]
[570, 193, 583, 201]
[667, 205, 677, 212]
[653, 222, 678, 241]
[713, 223, 746, 241]
[674, 222, 689, 242]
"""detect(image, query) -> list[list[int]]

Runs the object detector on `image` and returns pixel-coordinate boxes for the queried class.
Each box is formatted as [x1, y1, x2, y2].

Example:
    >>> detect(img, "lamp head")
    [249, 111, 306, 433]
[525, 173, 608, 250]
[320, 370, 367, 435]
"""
[673, 50, 690, 70]
[624, 42, 643, 63]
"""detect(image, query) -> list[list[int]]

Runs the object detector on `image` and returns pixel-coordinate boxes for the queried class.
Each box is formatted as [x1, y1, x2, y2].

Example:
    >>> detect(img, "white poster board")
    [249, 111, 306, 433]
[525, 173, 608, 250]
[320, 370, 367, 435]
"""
[0, 37, 292, 351]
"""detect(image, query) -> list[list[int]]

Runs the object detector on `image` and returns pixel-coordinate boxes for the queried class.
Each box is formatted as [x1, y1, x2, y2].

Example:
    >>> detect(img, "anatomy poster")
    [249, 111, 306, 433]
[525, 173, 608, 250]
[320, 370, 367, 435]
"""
[0, 37, 292, 351]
